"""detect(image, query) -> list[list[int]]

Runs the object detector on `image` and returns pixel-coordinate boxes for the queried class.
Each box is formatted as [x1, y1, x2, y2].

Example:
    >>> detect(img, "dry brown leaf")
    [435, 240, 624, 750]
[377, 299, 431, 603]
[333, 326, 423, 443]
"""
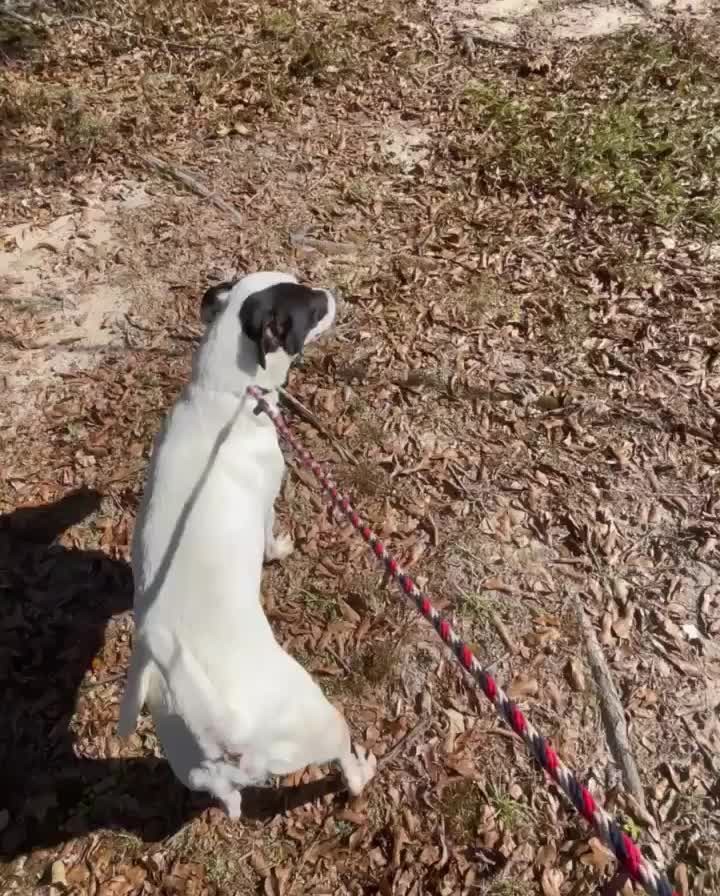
[446, 756, 477, 778]
[546, 680, 565, 712]
[541, 867, 564, 896]
[600, 610, 615, 646]
[482, 576, 516, 594]
[51, 861, 67, 887]
[349, 826, 368, 850]
[535, 843, 557, 868]
[566, 657, 586, 692]
[392, 822, 409, 867]
[674, 862, 690, 896]
[338, 808, 366, 825]
[337, 598, 361, 623]
[612, 601, 634, 640]
[580, 837, 615, 873]
[508, 675, 539, 701]
[251, 850, 270, 878]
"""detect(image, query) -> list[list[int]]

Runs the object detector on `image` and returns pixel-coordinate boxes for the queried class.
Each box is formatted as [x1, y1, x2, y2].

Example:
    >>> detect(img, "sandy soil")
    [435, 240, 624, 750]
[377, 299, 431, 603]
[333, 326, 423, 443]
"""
[435, 0, 715, 44]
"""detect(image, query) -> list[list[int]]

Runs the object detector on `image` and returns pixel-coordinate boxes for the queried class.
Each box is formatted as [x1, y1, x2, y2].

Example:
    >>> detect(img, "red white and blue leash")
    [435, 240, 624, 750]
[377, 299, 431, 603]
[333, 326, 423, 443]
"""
[248, 385, 677, 896]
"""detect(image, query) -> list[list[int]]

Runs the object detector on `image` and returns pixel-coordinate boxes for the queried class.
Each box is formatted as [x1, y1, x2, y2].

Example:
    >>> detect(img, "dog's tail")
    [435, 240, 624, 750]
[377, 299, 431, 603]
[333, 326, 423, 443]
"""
[118, 624, 228, 754]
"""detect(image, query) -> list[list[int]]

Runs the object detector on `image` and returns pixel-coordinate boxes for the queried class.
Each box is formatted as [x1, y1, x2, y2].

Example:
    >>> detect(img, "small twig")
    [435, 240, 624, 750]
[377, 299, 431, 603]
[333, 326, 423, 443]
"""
[65, 13, 225, 51]
[326, 646, 354, 676]
[0, 7, 46, 29]
[289, 231, 359, 256]
[79, 673, 125, 691]
[140, 154, 244, 227]
[278, 387, 358, 466]
[486, 650, 512, 675]
[680, 715, 718, 773]
[105, 461, 147, 486]
[377, 717, 430, 771]
[278, 387, 328, 433]
[454, 27, 522, 52]
[423, 513, 439, 548]
[574, 595, 647, 812]
[486, 725, 518, 740]
[488, 610, 516, 654]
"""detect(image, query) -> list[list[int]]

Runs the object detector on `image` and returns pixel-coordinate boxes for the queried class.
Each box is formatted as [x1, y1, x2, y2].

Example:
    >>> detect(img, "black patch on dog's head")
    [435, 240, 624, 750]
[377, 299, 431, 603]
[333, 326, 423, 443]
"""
[239, 282, 328, 370]
[200, 280, 235, 325]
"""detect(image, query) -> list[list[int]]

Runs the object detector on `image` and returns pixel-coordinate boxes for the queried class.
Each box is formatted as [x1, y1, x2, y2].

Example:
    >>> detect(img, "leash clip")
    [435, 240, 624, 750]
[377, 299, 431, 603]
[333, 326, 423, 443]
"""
[248, 385, 270, 415]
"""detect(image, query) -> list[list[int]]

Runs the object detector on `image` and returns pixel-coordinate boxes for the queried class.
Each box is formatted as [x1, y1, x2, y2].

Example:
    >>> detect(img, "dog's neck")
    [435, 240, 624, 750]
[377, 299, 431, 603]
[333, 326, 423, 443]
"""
[190, 319, 290, 398]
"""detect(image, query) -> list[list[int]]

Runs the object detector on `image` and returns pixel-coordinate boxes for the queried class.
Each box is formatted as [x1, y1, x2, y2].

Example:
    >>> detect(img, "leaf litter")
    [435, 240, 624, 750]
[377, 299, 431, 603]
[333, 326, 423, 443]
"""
[1, 1, 720, 895]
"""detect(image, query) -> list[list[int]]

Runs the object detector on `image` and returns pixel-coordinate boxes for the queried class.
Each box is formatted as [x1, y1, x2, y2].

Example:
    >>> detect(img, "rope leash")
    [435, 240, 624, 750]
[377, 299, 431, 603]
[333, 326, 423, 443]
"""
[248, 386, 677, 896]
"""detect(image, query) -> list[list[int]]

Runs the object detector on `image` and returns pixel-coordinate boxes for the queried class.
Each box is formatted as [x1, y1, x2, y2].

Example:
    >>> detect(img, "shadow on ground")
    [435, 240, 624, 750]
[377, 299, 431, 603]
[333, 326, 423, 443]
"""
[0, 489, 348, 859]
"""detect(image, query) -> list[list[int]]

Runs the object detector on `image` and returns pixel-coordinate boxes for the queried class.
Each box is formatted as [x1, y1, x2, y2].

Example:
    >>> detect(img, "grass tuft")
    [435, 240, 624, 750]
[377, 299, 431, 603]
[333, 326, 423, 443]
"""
[439, 779, 485, 840]
[487, 782, 533, 832]
[361, 641, 398, 685]
[457, 27, 720, 233]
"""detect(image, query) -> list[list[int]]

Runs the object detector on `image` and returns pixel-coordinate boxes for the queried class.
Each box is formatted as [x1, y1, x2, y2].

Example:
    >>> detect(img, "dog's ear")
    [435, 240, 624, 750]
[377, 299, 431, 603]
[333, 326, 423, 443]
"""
[239, 283, 328, 370]
[200, 281, 234, 325]
[238, 290, 272, 369]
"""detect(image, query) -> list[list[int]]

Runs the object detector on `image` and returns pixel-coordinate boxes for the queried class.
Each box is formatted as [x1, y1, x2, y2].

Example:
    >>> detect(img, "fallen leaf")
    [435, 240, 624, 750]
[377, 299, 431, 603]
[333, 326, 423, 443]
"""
[541, 867, 563, 896]
[508, 675, 539, 701]
[612, 605, 634, 640]
[566, 657, 586, 692]
[535, 843, 557, 868]
[674, 862, 689, 896]
[580, 837, 614, 872]
[51, 861, 67, 887]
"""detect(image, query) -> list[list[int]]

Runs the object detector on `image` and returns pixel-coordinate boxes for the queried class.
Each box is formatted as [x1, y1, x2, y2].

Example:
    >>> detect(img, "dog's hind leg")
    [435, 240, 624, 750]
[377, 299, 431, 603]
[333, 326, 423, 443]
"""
[138, 624, 234, 758]
[187, 754, 265, 819]
[117, 638, 153, 737]
[188, 761, 243, 819]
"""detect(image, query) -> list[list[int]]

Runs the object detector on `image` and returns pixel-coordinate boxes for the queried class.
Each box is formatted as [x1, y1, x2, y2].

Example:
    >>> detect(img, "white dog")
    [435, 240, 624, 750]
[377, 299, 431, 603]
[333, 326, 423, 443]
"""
[117, 271, 376, 817]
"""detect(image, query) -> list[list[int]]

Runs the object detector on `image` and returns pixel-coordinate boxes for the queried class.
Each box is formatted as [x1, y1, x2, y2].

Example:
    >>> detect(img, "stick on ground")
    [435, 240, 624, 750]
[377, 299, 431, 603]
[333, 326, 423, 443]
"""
[278, 387, 359, 466]
[573, 595, 647, 812]
[377, 717, 430, 771]
[141, 154, 244, 226]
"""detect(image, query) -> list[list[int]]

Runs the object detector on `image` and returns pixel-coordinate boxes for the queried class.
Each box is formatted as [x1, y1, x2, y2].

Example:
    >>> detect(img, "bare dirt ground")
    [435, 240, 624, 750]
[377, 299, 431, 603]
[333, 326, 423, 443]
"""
[1, 1, 720, 895]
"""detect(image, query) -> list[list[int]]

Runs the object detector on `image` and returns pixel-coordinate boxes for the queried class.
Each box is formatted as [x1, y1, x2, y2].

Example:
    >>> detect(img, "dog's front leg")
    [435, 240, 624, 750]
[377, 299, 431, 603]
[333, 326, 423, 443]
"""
[263, 504, 294, 563]
[188, 761, 243, 819]
[340, 743, 378, 797]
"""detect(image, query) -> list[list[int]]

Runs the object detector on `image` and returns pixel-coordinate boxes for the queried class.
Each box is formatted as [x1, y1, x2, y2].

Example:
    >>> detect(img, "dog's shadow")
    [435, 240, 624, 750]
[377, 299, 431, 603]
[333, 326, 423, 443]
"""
[0, 489, 346, 859]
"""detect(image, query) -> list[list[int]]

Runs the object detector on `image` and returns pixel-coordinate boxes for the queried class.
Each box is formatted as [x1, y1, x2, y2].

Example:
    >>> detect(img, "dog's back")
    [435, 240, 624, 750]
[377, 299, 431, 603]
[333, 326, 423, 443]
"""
[132, 387, 281, 615]
[119, 386, 284, 745]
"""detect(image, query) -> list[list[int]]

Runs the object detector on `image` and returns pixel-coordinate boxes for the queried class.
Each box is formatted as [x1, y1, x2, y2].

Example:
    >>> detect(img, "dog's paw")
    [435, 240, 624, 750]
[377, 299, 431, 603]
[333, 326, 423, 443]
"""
[265, 533, 294, 563]
[344, 745, 377, 796]
[188, 766, 212, 791]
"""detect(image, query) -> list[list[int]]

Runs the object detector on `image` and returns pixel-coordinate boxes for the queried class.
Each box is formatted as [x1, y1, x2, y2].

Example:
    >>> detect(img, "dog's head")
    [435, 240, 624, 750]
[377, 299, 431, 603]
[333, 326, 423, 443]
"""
[195, 271, 336, 392]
